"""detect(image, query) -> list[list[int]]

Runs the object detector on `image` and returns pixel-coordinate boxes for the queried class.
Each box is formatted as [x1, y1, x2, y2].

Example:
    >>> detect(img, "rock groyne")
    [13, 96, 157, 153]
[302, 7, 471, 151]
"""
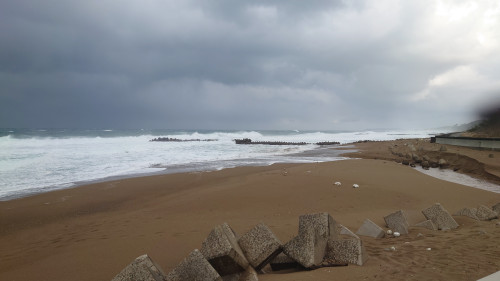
[234, 138, 339, 146]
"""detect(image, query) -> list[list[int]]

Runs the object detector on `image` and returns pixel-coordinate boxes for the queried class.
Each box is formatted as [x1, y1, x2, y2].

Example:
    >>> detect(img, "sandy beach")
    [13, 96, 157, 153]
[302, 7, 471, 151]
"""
[1, 140, 499, 281]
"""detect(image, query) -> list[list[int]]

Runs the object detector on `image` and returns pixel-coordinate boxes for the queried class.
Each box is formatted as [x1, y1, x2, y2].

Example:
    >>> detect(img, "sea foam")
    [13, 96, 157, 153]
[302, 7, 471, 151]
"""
[0, 129, 434, 200]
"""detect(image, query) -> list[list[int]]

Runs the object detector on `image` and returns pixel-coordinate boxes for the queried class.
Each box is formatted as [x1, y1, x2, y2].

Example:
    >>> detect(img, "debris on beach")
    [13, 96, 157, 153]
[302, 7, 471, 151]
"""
[334, 181, 342, 186]
[352, 184, 359, 188]
[384, 246, 397, 251]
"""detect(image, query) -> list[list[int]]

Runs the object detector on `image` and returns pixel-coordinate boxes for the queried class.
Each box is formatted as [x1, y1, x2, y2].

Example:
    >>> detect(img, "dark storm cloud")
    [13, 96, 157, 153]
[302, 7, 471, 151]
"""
[1, 0, 499, 130]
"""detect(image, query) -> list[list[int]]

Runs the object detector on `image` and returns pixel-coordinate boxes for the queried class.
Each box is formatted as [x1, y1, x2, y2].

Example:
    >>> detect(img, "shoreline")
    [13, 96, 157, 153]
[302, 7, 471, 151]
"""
[0, 145, 355, 202]
[1, 140, 500, 280]
[9, 137, 499, 202]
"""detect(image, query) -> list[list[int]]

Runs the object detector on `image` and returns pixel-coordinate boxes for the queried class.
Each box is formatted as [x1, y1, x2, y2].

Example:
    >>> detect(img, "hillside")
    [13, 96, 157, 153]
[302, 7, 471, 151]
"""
[461, 107, 500, 138]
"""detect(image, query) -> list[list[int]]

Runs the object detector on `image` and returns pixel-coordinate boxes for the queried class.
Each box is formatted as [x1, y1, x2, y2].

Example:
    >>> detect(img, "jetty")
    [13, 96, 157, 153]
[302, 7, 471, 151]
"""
[234, 138, 339, 146]
[150, 137, 217, 142]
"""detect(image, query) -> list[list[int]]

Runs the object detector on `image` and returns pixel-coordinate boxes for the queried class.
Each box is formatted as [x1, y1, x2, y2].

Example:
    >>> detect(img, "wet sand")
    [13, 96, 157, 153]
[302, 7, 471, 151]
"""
[1, 141, 500, 281]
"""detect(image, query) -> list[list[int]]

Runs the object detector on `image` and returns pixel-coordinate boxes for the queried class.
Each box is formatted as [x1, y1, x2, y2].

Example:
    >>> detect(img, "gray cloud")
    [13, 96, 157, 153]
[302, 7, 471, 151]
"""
[1, 0, 499, 130]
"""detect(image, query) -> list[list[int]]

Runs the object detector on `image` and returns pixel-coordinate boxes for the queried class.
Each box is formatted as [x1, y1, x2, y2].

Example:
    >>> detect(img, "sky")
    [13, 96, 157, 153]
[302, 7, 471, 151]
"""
[1, 0, 499, 131]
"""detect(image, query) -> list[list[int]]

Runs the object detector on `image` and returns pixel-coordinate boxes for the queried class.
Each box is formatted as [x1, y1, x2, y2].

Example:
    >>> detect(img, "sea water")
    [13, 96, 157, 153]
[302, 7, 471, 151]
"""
[0, 128, 435, 200]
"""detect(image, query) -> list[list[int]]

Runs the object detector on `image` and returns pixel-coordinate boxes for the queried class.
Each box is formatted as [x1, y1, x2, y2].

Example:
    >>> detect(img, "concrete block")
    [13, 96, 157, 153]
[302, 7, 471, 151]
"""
[221, 267, 258, 281]
[356, 219, 385, 238]
[166, 249, 222, 281]
[201, 223, 249, 276]
[111, 254, 166, 281]
[422, 203, 459, 230]
[237, 223, 282, 270]
[338, 224, 357, 238]
[477, 270, 500, 281]
[453, 208, 479, 220]
[323, 227, 367, 266]
[269, 253, 300, 271]
[283, 228, 327, 268]
[298, 212, 338, 240]
[414, 220, 437, 230]
[492, 203, 500, 215]
[237, 266, 258, 281]
[476, 205, 498, 221]
[384, 210, 410, 235]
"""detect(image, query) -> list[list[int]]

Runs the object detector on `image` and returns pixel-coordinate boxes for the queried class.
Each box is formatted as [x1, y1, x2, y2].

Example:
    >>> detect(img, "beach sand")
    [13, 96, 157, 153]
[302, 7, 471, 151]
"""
[1, 141, 499, 281]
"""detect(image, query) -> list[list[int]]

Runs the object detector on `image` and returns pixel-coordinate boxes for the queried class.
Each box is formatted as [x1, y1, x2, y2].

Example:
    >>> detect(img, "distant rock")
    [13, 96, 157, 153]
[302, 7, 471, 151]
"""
[408, 144, 417, 152]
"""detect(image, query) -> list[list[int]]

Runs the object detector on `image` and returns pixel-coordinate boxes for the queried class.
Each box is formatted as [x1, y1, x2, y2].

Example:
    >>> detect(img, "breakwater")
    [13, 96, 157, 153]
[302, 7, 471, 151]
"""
[234, 138, 339, 145]
[150, 137, 217, 142]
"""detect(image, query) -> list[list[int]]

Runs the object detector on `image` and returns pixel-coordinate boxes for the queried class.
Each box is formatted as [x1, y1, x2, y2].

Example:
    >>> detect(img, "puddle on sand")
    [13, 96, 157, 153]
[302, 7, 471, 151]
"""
[413, 166, 500, 193]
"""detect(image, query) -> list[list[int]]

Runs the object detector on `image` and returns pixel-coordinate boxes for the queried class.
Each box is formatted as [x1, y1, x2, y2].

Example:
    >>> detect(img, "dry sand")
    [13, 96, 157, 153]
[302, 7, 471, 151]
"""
[1, 140, 499, 281]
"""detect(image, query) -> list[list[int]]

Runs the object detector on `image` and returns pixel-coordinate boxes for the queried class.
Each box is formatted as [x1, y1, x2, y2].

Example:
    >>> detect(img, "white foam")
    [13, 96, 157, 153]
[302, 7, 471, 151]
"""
[0, 129, 434, 200]
[414, 166, 500, 193]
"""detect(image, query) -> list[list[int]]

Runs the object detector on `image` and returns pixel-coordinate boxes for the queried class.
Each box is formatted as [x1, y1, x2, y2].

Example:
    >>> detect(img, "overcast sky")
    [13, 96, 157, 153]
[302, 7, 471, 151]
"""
[1, 0, 499, 130]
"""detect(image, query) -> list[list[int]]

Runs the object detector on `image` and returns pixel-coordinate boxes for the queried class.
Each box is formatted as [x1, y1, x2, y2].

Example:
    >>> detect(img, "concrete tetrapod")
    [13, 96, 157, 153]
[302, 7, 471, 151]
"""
[324, 225, 368, 266]
[356, 219, 385, 238]
[237, 223, 282, 271]
[111, 254, 166, 281]
[422, 203, 459, 230]
[166, 249, 222, 281]
[384, 210, 410, 235]
[283, 228, 327, 269]
[200, 223, 249, 276]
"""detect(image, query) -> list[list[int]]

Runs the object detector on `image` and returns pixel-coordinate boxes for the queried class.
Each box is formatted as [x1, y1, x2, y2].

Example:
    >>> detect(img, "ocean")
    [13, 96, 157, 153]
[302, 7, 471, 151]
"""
[0, 128, 436, 200]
